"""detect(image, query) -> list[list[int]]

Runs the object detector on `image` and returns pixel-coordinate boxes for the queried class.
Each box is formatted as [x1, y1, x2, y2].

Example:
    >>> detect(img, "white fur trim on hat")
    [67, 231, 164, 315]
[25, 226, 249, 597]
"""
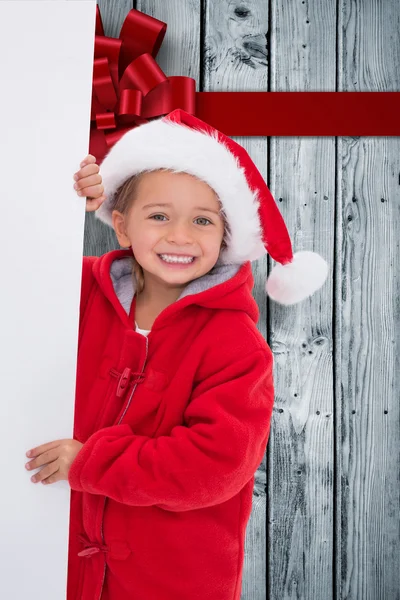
[96, 118, 266, 265]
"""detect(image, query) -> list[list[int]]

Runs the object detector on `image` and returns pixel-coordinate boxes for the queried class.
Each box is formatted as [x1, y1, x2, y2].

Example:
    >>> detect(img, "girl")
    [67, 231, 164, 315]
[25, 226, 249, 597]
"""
[25, 109, 328, 600]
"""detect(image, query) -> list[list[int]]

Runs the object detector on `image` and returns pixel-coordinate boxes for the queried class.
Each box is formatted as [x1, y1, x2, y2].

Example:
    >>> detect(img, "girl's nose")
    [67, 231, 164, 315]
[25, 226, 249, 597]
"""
[165, 224, 194, 244]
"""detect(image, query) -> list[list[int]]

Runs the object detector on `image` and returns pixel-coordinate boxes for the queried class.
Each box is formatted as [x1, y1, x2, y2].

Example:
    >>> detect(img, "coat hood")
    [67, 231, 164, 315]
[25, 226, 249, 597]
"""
[92, 249, 260, 331]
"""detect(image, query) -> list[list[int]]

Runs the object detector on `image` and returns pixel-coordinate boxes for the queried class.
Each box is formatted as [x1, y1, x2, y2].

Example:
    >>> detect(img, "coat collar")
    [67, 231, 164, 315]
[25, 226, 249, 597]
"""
[92, 249, 259, 332]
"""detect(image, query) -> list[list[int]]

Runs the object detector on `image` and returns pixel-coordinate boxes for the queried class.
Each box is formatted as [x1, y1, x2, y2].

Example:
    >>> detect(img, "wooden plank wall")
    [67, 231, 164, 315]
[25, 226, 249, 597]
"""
[337, 3, 400, 600]
[89, 1, 400, 598]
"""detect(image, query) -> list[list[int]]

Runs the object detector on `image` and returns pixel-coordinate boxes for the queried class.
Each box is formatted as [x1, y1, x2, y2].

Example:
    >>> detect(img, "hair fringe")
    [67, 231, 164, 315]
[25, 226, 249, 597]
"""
[111, 170, 230, 295]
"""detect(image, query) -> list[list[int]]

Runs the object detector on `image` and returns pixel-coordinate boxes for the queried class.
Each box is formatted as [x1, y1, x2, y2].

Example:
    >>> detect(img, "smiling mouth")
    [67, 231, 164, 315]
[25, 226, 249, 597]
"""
[157, 254, 197, 266]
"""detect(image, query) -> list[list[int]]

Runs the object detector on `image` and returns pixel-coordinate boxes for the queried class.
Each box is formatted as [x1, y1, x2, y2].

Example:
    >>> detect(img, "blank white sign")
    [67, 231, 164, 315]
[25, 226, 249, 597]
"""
[0, 1, 96, 598]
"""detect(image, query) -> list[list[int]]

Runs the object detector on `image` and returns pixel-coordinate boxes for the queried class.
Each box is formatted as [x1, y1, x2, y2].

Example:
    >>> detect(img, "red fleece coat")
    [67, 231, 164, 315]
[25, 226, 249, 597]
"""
[66, 248, 274, 600]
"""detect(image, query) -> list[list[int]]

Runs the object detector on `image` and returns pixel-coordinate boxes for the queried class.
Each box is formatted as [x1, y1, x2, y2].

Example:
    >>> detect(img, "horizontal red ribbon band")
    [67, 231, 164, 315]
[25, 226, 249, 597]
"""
[196, 92, 400, 136]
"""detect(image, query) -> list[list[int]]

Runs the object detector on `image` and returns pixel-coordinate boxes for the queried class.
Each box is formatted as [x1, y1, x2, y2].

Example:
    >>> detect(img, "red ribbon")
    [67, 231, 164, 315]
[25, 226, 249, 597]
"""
[90, 6, 196, 163]
[196, 91, 400, 136]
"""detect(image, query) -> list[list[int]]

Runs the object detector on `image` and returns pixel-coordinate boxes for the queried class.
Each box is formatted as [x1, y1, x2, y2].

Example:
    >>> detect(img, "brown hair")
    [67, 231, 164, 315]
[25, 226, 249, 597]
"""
[112, 169, 231, 295]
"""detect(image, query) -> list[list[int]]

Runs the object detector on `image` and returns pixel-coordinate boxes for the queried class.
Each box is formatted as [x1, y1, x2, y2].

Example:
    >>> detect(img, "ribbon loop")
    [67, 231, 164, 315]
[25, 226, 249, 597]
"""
[94, 35, 121, 67]
[120, 53, 167, 97]
[96, 112, 116, 131]
[89, 6, 196, 163]
[93, 58, 118, 110]
[118, 89, 143, 121]
[119, 9, 167, 68]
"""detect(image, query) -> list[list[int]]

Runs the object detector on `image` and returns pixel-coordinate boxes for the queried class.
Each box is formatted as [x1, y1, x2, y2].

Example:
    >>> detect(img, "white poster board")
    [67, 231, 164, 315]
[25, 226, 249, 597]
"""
[0, 1, 96, 598]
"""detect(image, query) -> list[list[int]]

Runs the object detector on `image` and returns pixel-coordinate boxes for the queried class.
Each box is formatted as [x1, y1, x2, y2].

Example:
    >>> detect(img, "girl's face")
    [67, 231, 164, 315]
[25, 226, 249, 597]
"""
[112, 170, 225, 288]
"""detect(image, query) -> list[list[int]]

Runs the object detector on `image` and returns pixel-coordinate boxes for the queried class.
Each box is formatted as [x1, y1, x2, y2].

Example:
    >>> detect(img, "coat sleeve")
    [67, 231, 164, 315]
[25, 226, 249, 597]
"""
[68, 347, 274, 511]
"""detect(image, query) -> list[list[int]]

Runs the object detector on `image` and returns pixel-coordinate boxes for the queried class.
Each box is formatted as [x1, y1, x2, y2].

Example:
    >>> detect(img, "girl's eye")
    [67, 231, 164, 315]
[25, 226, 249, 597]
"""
[149, 214, 212, 226]
[195, 217, 212, 226]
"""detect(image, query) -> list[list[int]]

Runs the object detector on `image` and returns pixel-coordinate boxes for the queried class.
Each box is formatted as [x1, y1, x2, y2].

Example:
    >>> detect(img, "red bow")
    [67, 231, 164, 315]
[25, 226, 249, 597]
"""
[90, 6, 196, 163]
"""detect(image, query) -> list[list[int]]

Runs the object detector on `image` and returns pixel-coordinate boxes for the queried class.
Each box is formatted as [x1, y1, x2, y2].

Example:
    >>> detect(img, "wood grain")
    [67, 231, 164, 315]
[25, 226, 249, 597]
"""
[337, 1, 400, 598]
[269, 0, 336, 598]
[203, 1, 270, 597]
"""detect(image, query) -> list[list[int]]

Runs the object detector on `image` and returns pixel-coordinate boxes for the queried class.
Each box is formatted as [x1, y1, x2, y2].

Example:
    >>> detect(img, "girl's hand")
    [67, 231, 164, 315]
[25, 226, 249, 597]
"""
[25, 439, 83, 485]
[73, 154, 106, 212]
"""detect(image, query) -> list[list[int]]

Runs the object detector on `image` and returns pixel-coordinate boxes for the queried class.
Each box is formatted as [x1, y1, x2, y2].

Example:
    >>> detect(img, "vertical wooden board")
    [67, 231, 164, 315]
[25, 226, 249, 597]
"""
[138, 0, 200, 80]
[204, 1, 270, 598]
[269, 1, 336, 599]
[337, 1, 400, 598]
[83, 0, 134, 258]
[0, 1, 95, 598]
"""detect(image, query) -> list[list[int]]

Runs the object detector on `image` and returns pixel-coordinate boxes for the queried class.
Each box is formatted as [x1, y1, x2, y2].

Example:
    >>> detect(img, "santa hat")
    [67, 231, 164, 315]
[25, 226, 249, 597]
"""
[96, 108, 329, 305]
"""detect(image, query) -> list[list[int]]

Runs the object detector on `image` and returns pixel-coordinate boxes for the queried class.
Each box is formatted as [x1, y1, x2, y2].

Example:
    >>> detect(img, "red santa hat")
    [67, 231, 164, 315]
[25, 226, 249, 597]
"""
[96, 108, 329, 305]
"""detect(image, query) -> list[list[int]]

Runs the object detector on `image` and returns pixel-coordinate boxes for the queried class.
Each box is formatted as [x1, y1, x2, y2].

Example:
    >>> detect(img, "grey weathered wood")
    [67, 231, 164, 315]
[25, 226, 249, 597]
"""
[337, 1, 400, 599]
[138, 0, 200, 82]
[204, 2, 270, 598]
[269, 0, 336, 598]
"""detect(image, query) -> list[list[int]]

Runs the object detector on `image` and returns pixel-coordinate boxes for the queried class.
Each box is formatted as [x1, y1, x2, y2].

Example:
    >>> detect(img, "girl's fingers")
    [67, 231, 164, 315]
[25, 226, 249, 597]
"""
[30, 461, 58, 484]
[74, 174, 102, 192]
[77, 184, 105, 201]
[41, 468, 62, 485]
[73, 156, 105, 212]
[80, 154, 96, 168]
[85, 197, 106, 212]
[74, 163, 99, 181]
[26, 439, 61, 458]
[26, 448, 59, 471]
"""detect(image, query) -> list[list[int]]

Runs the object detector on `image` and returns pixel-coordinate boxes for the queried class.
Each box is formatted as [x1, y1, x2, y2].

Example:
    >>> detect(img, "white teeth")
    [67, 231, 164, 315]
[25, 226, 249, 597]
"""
[159, 254, 195, 264]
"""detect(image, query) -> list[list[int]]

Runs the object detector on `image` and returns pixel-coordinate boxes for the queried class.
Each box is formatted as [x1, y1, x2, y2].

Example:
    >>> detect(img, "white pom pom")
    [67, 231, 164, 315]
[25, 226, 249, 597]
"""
[265, 251, 329, 305]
